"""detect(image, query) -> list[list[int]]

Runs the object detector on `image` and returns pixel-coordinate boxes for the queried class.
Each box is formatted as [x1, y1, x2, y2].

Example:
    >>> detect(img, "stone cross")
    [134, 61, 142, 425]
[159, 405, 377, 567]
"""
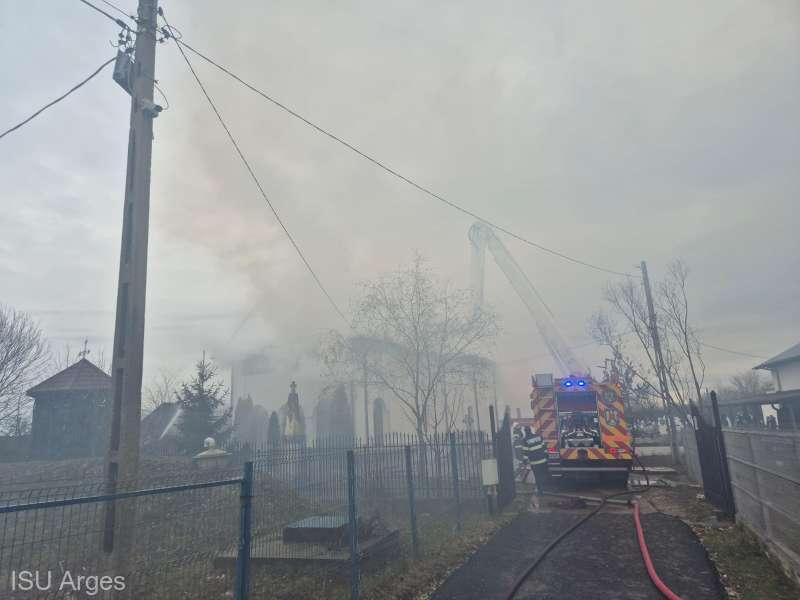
[78, 338, 90, 360]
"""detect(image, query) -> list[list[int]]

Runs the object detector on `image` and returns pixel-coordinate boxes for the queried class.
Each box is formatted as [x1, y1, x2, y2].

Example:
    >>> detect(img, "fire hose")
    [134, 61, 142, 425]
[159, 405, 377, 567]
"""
[633, 498, 682, 600]
[630, 451, 683, 600]
[504, 451, 683, 600]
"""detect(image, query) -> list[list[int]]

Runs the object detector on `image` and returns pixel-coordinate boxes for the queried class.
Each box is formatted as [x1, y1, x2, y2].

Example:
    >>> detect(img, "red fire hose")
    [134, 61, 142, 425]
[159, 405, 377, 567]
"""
[633, 500, 683, 600]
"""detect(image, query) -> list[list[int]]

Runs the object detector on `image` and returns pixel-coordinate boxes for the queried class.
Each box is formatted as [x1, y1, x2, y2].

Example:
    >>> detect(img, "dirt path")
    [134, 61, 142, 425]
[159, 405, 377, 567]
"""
[431, 509, 724, 600]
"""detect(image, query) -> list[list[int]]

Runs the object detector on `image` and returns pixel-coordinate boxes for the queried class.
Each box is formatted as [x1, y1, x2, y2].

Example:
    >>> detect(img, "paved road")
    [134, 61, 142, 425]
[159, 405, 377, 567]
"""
[432, 509, 724, 600]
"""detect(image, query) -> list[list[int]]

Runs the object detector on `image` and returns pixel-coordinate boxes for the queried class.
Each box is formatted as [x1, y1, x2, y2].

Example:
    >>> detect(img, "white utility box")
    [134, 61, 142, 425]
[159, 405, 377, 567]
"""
[481, 458, 499, 486]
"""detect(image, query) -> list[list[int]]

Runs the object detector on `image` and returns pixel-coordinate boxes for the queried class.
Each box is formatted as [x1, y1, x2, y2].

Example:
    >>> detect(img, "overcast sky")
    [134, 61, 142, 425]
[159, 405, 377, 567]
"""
[1, 0, 798, 409]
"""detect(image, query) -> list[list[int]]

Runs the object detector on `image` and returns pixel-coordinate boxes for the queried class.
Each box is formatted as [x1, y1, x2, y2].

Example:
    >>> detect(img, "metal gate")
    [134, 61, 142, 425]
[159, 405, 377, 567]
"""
[495, 410, 516, 509]
[691, 391, 735, 517]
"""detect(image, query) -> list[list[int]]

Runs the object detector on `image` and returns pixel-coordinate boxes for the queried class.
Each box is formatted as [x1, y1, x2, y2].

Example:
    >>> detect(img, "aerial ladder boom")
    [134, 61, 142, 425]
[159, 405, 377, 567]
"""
[469, 221, 588, 376]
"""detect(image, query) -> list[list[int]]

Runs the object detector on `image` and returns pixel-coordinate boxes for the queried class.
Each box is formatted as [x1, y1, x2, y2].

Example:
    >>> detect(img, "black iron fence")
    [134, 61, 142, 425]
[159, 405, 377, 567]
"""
[690, 392, 735, 517]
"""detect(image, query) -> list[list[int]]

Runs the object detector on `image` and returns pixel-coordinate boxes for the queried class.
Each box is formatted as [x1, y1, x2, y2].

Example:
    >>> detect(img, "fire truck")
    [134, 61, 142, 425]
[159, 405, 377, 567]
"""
[469, 221, 633, 482]
[530, 373, 632, 482]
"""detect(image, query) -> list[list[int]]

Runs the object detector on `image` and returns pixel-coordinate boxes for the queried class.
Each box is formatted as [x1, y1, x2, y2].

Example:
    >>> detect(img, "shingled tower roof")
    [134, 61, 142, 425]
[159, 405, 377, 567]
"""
[27, 358, 111, 396]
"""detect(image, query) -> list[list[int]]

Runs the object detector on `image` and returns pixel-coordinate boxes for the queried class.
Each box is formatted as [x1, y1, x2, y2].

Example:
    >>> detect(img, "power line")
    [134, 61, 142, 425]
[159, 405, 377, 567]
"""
[0, 56, 116, 141]
[169, 36, 635, 279]
[76, 0, 133, 31]
[160, 11, 351, 329]
[497, 336, 767, 369]
[496, 339, 598, 366]
[699, 342, 767, 360]
[98, 0, 134, 21]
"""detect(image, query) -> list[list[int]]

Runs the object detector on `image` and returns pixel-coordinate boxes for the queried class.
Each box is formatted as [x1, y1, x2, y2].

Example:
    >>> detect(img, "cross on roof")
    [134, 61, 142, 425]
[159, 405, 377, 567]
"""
[78, 338, 91, 360]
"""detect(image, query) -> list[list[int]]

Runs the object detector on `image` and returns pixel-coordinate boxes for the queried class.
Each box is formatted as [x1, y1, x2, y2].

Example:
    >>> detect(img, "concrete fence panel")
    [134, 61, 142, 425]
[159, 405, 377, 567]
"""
[723, 428, 800, 585]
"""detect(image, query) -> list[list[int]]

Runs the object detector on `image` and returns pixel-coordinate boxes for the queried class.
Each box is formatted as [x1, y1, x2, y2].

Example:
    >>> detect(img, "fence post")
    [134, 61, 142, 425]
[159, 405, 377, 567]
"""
[235, 461, 253, 600]
[449, 432, 462, 533]
[404, 445, 420, 558]
[347, 450, 360, 600]
[710, 391, 736, 518]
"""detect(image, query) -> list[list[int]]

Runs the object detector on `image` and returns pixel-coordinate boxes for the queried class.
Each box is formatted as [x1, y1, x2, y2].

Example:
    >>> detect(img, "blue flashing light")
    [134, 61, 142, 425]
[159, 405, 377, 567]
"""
[563, 380, 573, 387]
[577, 380, 587, 387]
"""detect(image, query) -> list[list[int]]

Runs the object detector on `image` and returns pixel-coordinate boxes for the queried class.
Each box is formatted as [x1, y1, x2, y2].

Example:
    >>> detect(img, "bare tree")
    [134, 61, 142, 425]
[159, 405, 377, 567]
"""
[431, 353, 494, 437]
[658, 260, 705, 408]
[598, 353, 662, 418]
[719, 370, 773, 402]
[143, 369, 178, 415]
[51, 343, 75, 373]
[93, 346, 108, 373]
[319, 255, 499, 442]
[0, 306, 50, 435]
[590, 260, 705, 463]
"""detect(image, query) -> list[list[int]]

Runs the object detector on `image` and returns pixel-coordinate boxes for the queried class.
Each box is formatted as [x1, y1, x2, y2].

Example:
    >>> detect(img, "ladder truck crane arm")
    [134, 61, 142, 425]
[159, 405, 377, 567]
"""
[469, 221, 588, 376]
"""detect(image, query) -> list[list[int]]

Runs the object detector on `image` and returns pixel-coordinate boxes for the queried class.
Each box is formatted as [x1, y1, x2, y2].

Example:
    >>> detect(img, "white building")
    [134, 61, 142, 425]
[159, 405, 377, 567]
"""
[755, 341, 800, 392]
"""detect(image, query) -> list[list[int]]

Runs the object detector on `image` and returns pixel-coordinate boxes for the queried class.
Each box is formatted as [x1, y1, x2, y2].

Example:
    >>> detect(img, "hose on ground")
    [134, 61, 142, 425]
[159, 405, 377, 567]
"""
[630, 448, 684, 599]
[633, 499, 683, 600]
[505, 449, 654, 600]
[503, 488, 639, 600]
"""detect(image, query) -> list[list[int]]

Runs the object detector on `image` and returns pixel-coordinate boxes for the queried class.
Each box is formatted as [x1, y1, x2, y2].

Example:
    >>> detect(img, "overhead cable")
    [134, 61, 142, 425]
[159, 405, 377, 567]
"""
[76, 0, 133, 31]
[699, 342, 767, 360]
[98, 0, 135, 21]
[161, 11, 351, 328]
[0, 56, 116, 141]
[169, 36, 635, 278]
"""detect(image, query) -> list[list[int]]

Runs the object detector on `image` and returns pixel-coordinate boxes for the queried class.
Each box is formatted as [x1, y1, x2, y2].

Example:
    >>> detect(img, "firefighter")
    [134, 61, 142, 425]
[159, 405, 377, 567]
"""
[512, 424, 532, 483]
[521, 426, 548, 495]
[512, 424, 525, 457]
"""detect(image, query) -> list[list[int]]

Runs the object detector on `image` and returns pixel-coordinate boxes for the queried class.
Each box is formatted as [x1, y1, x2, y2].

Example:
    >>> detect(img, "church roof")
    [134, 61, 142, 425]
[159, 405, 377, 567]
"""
[27, 358, 111, 396]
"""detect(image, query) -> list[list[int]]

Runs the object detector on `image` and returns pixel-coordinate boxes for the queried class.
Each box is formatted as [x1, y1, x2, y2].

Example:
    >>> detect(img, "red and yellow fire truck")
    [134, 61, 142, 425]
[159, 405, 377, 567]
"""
[530, 373, 632, 482]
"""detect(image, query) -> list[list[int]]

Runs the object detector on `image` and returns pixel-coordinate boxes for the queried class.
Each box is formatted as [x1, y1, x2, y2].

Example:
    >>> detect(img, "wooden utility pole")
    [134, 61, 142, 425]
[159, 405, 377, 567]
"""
[103, 0, 159, 558]
[640, 261, 678, 463]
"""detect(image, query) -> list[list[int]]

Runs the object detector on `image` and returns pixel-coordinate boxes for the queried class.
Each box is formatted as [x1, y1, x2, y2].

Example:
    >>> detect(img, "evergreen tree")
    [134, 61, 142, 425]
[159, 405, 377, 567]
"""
[175, 353, 231, 454]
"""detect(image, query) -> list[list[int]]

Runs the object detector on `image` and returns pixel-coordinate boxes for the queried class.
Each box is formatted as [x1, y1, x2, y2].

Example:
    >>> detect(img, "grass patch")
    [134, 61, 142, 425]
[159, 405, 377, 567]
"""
[699, 523, 800, 600]
[646, 485, 716, 523]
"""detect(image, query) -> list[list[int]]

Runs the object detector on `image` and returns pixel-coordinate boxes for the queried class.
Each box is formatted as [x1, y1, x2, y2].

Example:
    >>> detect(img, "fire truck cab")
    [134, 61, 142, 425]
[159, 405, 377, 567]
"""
[530, 373, 632, 483]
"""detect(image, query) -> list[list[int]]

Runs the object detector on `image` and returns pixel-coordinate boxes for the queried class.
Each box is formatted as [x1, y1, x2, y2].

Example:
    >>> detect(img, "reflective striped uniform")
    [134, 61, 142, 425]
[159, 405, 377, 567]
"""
[522, 433, 547, 466]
